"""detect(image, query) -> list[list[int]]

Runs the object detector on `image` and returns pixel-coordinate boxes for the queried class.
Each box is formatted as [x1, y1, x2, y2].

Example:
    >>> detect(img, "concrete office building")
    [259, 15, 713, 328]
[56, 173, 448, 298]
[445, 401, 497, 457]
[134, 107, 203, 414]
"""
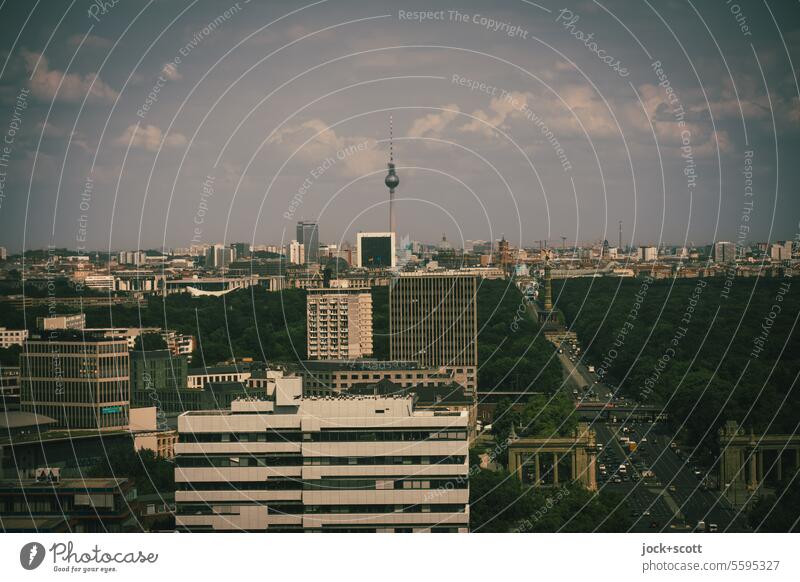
[298, 360, 470, 397]
[357, 232, 395, 268]
[306, 289, 373, 360]
[296, 221, 320, 263]
[0, 327, 28, 349]
[174, 379, 469, 532]
[20, 331, 130, 430]
[389, 272, 478, 396]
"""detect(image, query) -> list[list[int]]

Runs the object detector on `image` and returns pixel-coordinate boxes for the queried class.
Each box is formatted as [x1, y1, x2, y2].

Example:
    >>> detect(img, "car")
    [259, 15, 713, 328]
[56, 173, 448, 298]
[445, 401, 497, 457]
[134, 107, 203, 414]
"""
[613, 477, 622, 483]
[668, 485, 677, 493]
[696, 521, 706, 532]
[708, 523, 719, 532]
[640, 437, 648, 444]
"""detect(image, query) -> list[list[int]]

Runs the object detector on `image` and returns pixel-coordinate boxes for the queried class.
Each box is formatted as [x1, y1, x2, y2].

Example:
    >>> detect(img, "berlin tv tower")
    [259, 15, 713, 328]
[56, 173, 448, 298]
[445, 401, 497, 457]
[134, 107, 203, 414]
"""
[385, 116, 399, 235]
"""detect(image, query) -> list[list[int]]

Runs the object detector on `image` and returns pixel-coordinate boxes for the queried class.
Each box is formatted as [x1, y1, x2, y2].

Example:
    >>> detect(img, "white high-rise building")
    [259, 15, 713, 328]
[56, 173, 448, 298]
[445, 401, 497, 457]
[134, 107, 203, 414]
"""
[770, 241, 793, 262]
[174, 381, 470, 533]
[289, 240, 305, 265]
[638, 246, 658, 262]
[206, 244, 235, 269]
[307, 289, 373, 360]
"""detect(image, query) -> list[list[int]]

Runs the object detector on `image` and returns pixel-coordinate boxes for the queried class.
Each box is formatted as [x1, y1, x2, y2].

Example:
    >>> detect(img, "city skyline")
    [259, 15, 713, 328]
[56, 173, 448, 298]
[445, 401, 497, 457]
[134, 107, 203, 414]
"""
[1, 1, 799, 255]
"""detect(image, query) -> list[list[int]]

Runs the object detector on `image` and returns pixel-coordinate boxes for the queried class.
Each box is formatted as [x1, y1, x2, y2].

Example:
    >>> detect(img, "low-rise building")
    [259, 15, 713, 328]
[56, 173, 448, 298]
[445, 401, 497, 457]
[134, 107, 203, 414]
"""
[0, 327, 28, 349]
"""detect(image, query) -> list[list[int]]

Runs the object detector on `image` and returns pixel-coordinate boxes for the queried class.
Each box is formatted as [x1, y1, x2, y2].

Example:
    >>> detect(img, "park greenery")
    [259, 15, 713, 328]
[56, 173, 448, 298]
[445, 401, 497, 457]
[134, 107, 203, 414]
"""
[553, 277, 799, 457]
[469, 469, 630, 532]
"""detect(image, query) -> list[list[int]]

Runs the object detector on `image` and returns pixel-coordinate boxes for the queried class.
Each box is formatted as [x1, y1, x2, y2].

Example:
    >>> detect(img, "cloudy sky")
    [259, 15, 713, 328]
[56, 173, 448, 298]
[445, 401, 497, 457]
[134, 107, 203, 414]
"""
[0, 0, 798, 253]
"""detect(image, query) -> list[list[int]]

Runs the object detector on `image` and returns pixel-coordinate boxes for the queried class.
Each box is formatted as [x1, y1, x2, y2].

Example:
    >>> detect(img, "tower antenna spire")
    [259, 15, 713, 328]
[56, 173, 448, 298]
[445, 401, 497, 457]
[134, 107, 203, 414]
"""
[385, 115, 400, 236]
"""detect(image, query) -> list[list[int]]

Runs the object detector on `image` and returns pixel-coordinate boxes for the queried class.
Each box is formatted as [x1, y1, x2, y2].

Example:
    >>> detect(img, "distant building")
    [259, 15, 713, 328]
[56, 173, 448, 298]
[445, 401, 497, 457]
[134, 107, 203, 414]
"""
[713, 241, 736, 263]
[390, 272, 478, 397]
[297, 359, 470, 396]
[0, 475, 136, 532]
[118, 250, 146, 266]
[231, 242, 251, 259]
[36, 313, 86, 331]
[187, 365, 252, 390]
[20, 331, 129, 430]
[296, 221, 320, 263]
[0, 247, 7, 260]
[638, 246, 658, 262]
[130, 350, 189, 411]
[306, 289, 373, 360]
[357, 232, 395, 269]
[83, 275, 115, 291]
[174, 389, 469, 532]
[0, 327, 28, 349]
[289, 240, 305, 265]
[769, 240, 792, 262]
[206, 244, 235, 269]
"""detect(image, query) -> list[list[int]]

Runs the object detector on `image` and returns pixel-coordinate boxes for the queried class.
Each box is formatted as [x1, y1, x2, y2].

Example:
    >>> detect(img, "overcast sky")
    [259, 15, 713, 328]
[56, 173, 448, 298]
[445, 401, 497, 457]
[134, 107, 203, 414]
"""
[0, 0, 798, 253]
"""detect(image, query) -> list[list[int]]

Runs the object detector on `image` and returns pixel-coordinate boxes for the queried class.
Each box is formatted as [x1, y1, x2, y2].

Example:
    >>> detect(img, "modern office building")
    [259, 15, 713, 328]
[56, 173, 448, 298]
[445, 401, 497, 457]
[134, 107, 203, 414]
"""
[19, 331, 130, 430]
[306, 289, 373, 360]
[296, 221, 320, 263]
[357, 232, 395, 269]
[174, 379, 470, 532]
[298, 360, 470, 397]
[0, 327, 28, 349]
[130, 350, 189, 410]
[389, 272, 478, 396]
[188, 365, 251, 390]
[36, 313, 86, 331]
[713, 241, 736, 263]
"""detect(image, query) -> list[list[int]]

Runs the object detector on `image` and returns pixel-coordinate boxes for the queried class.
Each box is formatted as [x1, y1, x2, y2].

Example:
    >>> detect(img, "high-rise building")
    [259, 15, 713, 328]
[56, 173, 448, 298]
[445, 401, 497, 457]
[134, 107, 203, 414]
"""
[20, 331, 130, 430]
[306, 289, 373, 360]
[206, 244, 235, 269]
[713, 241, 736, 264]
[638, 246, 658, 262]
[296, 221, 319, 263]
[769, 240, 793, 262]
[357, 232, 395, 269]
[174, 388, 469, 532]
[389, 272, 478, 396]
[289, 240, 305, 265]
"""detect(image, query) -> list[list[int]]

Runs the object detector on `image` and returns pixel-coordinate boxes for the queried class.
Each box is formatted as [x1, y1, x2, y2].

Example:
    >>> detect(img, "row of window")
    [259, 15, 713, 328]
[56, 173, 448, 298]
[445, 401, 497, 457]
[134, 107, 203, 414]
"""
[180, 429, 467, 443]
[176, 502, 465, 516]
[176, 455, 466, 468]
[175, 478, 467, 491]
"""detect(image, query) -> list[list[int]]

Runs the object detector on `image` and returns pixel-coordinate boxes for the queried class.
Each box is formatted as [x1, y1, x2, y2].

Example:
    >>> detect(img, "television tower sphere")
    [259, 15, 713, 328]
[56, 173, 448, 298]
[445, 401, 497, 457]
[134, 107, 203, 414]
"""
[385, 164, 399, 191]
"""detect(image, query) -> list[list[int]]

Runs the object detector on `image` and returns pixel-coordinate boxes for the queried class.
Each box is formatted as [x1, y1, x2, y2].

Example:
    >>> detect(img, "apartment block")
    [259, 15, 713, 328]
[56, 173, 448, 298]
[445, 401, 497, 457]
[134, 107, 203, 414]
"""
[307, 289, 373, 360]
[174, 380, 469, 532]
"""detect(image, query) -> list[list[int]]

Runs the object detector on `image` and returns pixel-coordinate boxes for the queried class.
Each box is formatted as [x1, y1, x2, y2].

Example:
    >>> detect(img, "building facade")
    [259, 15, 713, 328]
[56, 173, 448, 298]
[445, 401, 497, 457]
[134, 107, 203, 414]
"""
[357, 232, 395, 268]
[296, 221, 319, 263]
[130, 350, 189, 410]
[20, 332, 130, 430]
[389, 272, 478, 396]
[0, 327, 28, 349]
[306, 289, 373, 360]
[175, 385, 469, 532]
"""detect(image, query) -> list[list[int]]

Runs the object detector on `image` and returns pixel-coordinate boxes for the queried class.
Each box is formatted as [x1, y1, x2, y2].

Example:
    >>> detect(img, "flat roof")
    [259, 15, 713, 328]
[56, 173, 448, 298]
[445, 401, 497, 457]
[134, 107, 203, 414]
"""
[0, 411, 58, 429]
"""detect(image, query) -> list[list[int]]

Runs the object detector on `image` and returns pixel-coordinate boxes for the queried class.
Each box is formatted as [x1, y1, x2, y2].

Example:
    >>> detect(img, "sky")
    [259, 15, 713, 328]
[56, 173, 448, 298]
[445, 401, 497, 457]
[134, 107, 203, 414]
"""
[0, 0, 798, 253]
